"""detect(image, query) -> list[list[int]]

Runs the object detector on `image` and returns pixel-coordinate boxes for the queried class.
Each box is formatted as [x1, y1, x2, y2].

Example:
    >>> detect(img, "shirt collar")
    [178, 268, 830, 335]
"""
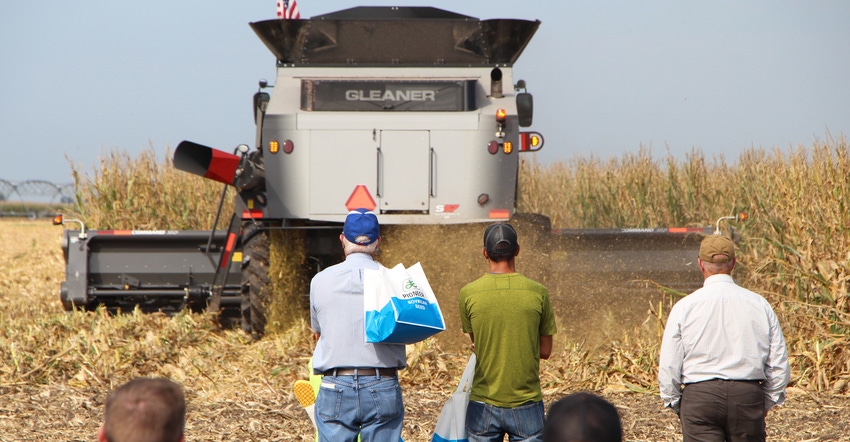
[704, 273, 735, 285]
[345, 252, 375, 263]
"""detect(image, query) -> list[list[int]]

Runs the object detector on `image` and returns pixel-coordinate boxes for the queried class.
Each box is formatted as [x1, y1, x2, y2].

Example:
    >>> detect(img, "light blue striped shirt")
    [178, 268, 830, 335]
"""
[310, 252, 406, 373]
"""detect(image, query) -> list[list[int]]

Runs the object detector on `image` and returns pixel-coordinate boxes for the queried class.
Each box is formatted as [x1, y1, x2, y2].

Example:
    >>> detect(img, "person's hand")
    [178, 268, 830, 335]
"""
[764, 400, 777, 417]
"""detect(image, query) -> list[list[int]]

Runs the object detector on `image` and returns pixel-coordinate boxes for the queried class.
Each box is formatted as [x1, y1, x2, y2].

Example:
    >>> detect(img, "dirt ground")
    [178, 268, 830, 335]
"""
[3, 381, 849, 441]
[3, 219, 849, 441]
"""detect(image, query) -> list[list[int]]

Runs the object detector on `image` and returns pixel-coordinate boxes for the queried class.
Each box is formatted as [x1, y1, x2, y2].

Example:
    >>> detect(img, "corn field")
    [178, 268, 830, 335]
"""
[63, 136, 850, 393]
[1, 135, 847, 440]
[518, 135, 850, 393]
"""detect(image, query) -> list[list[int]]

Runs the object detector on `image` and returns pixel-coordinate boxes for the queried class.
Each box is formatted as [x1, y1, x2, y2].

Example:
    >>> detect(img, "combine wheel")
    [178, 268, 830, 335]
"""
[240, 222, 271, 339]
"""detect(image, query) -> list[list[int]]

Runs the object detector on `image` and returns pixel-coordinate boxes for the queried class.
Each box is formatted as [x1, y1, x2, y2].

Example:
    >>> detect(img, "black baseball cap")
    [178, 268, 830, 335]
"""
[484, 222, 518, 257]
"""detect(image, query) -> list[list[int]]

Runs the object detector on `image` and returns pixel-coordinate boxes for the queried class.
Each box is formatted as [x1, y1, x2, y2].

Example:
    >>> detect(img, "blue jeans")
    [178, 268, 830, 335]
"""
[466, 400, 545, 442]
[315, 374, 404, 442]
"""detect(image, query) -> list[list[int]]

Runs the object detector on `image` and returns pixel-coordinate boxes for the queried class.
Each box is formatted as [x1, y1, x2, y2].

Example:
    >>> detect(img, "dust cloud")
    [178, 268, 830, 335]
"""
[379, 217, 702, 352]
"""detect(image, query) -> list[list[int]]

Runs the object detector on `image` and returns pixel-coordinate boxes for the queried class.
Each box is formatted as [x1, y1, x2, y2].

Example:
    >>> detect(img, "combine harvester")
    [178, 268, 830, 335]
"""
[55, 7, 720, 338]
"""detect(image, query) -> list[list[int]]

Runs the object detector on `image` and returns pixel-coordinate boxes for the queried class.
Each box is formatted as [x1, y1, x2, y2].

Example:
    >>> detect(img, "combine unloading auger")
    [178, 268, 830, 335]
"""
[173, 141, 265, 191]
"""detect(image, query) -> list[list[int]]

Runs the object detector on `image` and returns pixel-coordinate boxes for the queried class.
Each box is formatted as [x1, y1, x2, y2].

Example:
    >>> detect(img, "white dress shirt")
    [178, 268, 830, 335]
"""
[659, 274, 790, 412]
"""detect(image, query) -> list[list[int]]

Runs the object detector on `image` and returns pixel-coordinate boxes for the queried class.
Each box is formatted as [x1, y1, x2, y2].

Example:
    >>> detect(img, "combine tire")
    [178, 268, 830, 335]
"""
[240, 222, 271, 339]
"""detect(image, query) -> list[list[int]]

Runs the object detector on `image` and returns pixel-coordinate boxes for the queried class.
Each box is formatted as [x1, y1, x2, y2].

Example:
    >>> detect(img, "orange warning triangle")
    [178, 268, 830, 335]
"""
[345, 185, 377, 211]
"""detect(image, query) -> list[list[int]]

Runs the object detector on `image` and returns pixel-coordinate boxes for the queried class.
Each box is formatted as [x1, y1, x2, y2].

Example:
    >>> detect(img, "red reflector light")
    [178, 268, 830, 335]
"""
[242, 210, 264, 219]
[487, 140, 499, 155]
[489, 209, 510, 219]
[283, 140, 294, 154]
[222, 232, 237, 268]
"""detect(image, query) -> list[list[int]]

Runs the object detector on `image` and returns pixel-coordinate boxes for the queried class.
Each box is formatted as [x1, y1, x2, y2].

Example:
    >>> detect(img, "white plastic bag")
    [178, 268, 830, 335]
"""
[364, 262, 445, 344]
[432, 353, 476, 442]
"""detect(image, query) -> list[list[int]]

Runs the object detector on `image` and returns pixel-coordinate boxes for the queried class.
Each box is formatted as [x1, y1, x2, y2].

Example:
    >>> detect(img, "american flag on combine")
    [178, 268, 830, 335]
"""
[276, 0, 300, 19]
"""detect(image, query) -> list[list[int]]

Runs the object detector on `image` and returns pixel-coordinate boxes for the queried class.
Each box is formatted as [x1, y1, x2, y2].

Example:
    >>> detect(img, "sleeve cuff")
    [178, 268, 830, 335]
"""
[667, 400, 680, 414]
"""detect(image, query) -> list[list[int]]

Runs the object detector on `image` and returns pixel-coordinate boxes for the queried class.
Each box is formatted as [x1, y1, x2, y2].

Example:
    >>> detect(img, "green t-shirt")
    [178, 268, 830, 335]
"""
[458, 273, 557, 407]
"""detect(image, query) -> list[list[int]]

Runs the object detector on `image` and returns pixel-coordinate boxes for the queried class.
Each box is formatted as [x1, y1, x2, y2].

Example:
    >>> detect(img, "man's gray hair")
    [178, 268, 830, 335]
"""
[702, 259, 735, 274]
[343, 236, 379, 256]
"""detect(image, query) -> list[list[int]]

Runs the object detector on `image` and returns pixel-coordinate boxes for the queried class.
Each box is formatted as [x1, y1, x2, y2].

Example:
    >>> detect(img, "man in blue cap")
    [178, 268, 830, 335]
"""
[310, 209, 407, 442]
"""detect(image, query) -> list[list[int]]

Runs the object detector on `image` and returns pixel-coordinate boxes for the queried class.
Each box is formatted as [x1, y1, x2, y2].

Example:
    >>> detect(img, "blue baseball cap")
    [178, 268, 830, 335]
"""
[343, 209, 380, 245]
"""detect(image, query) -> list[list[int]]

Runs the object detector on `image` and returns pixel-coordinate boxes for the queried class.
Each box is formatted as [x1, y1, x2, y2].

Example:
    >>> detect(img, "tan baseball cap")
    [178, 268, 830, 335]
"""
[699, 235, 735, 263]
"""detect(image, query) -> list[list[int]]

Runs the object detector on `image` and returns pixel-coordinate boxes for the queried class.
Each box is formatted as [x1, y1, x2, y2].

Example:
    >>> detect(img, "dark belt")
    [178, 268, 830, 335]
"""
[323, 368, 398, 377]
[686, 378, 763, 386]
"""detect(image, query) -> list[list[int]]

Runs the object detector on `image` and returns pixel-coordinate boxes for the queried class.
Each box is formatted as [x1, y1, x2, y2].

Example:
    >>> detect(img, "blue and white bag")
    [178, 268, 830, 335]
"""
[364, 262, 445, 344]
[432, 353, 476, 442]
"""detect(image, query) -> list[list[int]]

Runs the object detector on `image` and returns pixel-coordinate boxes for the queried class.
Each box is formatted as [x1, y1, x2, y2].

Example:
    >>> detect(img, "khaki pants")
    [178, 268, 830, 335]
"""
[680, 379, 765, 442]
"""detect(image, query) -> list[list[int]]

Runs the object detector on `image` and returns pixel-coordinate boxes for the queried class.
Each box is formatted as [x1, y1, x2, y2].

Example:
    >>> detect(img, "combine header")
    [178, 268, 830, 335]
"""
[55, 216, 242, 317]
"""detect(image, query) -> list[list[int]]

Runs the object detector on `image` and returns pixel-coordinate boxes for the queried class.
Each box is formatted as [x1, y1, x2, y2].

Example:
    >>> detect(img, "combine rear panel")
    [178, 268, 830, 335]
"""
[245, 7, 542, 225]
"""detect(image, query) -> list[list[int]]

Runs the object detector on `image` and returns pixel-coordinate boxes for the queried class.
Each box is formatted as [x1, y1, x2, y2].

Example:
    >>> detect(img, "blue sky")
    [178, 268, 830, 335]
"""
[1, 1, 848, 185]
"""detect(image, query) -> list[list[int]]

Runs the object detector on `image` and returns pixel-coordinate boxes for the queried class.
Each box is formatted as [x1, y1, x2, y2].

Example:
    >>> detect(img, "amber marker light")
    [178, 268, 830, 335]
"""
[269, 140, 280, 154]
[503, 141, 513, 154]
[52, 214, 87, 239]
